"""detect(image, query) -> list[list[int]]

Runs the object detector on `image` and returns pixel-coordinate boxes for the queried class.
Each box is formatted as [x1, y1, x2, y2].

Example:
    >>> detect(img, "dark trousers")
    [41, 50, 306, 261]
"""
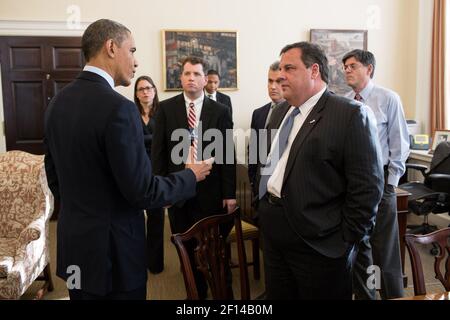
[258, 197, 353, 300]
[68, 285, 146, 300]
[146, 207, 165, 273]
[168, 199, 233, 299]
[353, 183, 404, 299]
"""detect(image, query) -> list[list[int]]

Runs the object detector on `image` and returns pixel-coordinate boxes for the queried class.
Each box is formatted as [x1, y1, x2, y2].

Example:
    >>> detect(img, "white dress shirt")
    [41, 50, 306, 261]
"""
[345, 81, 410, 186]
[267, 87, 326, 197]
[184, 92, 204, 127]
[205, 91, 216, 101]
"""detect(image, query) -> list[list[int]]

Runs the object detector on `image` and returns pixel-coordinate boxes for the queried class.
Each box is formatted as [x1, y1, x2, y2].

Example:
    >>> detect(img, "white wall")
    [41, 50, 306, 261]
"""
[0, 0, 426, 156]
[414, 0, 433, 134]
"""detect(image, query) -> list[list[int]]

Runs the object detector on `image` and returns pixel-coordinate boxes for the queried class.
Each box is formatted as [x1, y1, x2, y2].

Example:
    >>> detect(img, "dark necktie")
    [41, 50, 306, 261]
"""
[354, 93, 363, 102]
[258, 107, 301, 199]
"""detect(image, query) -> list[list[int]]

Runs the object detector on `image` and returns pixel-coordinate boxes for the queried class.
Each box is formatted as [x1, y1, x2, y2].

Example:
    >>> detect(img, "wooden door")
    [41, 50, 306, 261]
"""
[0, 36, 84, 155]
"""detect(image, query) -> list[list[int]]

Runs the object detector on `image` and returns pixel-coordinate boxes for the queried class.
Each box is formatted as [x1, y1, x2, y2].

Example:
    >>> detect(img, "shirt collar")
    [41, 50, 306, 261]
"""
[205, 90, 216, 99]
[83, 65, 115, 89]
[295, 86, 326, 114]
[271, 99, 285, 108]
[183, 92, 205, 108]
[358, 80, 374, 101]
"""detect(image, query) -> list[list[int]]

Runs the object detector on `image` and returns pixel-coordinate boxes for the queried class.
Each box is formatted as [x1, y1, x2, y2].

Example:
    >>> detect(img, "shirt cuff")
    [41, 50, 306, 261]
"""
[387, 174, 400, 187]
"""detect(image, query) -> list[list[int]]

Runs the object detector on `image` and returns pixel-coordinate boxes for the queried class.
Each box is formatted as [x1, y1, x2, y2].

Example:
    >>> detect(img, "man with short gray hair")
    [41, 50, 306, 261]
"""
[248, 61, 286, 201]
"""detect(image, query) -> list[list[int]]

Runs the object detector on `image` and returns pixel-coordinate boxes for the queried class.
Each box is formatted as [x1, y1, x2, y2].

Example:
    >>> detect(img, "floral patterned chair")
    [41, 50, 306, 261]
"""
[0, 150, 54, 299]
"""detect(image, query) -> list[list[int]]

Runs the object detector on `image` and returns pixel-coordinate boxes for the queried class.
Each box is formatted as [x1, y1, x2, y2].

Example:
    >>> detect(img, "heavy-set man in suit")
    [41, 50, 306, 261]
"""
[44, 19, 212, 300]
[343, 50, 409, 300]
[257, 42, 384, 299]
[204, 69, 233, 118]
[248, 61, 286, 198]
[152, 57, 236, 299]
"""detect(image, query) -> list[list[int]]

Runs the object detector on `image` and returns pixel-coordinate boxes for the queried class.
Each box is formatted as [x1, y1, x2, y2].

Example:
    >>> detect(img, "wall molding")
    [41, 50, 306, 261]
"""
[0, 20, 91, 35]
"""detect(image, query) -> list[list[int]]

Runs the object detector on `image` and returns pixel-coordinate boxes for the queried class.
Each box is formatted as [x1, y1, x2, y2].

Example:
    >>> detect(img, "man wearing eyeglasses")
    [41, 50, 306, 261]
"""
[342, 49, 410, 300]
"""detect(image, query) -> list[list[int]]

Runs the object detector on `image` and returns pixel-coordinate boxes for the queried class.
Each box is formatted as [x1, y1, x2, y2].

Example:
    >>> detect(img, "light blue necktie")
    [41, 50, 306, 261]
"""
[258, 107, 301, 199]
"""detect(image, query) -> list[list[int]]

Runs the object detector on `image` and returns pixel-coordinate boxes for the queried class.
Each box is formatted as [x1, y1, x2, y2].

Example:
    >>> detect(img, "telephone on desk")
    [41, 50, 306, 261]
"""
[409, 134, 430, 150]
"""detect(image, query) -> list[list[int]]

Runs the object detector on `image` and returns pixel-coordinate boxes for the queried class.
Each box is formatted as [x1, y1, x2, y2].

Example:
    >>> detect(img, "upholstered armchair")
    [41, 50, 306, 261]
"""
[0, 150, 54, 299]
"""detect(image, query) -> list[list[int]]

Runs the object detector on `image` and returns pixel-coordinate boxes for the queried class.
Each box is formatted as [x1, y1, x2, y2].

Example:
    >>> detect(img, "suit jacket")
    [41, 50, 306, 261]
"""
[216, 91, 233, 118]
[248, 103, 271, 192]
[44, 71, 197, 295]
[152, 94, 236, 227]
[260, 90, 384, 258]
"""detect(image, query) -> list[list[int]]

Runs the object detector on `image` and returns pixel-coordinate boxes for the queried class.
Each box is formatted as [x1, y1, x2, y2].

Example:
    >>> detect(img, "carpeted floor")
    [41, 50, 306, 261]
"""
[21, 212, 450, 300]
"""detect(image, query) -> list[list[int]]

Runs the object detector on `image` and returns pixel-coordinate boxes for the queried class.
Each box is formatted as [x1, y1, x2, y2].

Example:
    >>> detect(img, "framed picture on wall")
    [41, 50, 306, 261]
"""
[162, 30, 238, 91]
[431, 129, 450, 152]
[310, 29, 368, 95]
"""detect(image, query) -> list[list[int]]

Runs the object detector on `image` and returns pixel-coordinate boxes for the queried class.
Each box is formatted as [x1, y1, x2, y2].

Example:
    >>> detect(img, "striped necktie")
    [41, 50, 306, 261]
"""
[188, 102, 197, 161]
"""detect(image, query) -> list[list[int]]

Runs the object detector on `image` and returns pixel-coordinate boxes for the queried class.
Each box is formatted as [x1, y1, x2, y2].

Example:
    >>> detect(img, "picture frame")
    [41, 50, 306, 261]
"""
[431, 129, 450, 151]
[162, 30, 238, 91]
[310, 29, 368, 95]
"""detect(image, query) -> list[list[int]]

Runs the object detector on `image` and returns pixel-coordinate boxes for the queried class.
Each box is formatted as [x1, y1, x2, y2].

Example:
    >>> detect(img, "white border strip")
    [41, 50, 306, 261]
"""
[0, 20, 91, 31]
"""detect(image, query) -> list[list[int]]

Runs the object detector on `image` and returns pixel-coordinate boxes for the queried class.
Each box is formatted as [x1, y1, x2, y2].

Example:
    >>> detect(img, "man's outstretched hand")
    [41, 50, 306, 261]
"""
[185, 146, 214, 182]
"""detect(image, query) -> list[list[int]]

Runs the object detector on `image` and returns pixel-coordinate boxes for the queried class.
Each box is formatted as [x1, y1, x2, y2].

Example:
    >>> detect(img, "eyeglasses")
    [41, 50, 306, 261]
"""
[342, 63, 364, 72]
[137, 86, 154, 93]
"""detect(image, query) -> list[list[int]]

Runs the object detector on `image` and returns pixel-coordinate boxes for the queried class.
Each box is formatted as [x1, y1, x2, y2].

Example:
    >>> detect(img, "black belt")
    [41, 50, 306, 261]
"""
[266, 193, 283, 206]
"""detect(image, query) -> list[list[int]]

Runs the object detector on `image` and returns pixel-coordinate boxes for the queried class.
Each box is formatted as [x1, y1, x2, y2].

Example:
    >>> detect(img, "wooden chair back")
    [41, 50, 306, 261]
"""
[171, 208, 250, 300]
[405, 227, 450, 295]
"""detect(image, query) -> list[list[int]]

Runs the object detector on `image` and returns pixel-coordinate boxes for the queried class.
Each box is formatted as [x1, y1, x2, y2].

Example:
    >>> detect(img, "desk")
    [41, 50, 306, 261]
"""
[394, 291, 450, 300]
[409, 149, 433, 162]
[396, 187, 411, 287]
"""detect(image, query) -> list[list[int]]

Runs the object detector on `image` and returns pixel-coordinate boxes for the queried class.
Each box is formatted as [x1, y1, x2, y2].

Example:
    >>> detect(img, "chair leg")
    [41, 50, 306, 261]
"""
[44, 264, 54, 292]
[34, 264, 54, 300]
[252, 238, 260, 280]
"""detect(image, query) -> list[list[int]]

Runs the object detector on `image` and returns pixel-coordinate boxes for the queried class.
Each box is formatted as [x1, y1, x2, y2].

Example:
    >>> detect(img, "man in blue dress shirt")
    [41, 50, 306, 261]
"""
[343, 49, 410, 300]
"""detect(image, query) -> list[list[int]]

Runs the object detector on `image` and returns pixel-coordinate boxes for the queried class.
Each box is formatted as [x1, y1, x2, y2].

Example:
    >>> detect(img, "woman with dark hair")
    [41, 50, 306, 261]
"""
[134, 75, 164, 274]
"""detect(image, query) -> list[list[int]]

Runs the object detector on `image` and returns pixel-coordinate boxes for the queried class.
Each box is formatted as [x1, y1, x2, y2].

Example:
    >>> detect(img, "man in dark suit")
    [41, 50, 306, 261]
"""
[44, 19, 212, 300]
[256, 42, 384, 299]
[204, 69, 233, 118]
[152, 57, 236, 299]
[248, 61, 286, 197]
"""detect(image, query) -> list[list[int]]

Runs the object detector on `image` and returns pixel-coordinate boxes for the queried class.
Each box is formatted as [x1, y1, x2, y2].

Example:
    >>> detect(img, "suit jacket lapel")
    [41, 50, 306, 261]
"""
[260, 103, 271, 128]
[199, 97, 214, 129]
[175, 94, 189, 129]
[216, 92, 223, 104]
[282, 90, 330, 185]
